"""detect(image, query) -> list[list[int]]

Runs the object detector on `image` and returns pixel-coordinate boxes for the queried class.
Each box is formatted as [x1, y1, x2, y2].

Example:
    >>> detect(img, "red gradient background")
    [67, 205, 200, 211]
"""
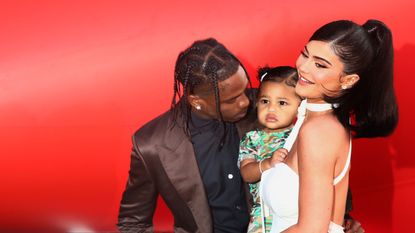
[1, 1, 414, 232]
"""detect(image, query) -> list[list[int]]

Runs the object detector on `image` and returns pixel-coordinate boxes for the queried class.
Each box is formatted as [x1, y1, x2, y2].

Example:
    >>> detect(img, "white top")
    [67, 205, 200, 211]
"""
[260, 100, 351, 233]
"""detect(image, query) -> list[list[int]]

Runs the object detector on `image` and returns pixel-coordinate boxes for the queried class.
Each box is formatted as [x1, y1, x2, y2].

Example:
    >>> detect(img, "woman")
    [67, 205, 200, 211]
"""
[261, 19, 398, 233]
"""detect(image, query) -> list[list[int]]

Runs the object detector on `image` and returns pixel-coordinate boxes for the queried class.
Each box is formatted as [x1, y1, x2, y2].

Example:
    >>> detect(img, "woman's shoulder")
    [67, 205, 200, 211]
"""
[301, 114, 344, 137]
[299, 114, 348, 157]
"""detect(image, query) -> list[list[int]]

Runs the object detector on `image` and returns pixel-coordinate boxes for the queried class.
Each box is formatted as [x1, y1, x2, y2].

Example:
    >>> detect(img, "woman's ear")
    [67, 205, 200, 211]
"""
[340, 74, 360, 90]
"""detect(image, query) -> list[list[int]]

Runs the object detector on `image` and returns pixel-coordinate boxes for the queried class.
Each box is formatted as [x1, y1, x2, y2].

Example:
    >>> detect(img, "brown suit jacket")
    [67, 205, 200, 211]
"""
[117, 105, 258, 233]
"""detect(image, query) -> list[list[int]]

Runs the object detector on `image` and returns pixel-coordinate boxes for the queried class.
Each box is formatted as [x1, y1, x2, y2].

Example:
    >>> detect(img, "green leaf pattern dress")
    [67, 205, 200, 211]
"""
[238, 128, 292, 233]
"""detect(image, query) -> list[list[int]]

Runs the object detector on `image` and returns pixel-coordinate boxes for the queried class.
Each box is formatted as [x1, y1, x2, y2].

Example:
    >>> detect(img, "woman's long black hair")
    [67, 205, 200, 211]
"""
[310, 19, 398, 138]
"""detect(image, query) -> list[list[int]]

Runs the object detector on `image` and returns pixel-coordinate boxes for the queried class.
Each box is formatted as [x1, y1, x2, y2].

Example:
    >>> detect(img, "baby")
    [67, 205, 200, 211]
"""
[238, 66, 301, 233]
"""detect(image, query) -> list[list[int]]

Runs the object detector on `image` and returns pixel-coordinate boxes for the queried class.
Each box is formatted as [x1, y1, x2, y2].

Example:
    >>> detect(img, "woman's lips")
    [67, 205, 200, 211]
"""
[298, 75, 315, 85]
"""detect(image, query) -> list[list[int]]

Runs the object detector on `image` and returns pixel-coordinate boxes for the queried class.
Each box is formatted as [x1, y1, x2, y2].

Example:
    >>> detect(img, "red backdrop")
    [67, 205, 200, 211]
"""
[1, 1, 414, 232]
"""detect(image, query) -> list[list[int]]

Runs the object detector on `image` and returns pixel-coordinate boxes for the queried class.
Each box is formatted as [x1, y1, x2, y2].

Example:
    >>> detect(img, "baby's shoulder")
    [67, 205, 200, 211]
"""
[241, 129, 263, 144]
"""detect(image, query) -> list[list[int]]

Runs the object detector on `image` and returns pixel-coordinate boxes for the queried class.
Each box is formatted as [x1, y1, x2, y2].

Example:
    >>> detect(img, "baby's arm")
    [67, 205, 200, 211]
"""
[240, 148, 288, 183]
[240, 159, 263, 183]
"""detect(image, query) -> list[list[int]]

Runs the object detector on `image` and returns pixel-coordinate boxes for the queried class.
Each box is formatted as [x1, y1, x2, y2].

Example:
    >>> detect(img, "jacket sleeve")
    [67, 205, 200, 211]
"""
[117, 143, 158, 233]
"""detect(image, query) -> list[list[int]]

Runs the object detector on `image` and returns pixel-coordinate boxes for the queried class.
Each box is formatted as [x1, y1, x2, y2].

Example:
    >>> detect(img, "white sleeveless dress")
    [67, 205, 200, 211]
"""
[260, 100, 351, 233]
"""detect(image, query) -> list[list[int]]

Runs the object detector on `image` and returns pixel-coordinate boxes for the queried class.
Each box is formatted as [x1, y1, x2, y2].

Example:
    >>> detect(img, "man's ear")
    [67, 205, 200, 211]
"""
[188, 94, 202, 110]
[340, 74, 360, 89]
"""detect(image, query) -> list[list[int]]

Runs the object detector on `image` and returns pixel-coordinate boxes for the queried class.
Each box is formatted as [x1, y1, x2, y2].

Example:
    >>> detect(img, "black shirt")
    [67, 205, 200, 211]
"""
[189, 113, 249, 233]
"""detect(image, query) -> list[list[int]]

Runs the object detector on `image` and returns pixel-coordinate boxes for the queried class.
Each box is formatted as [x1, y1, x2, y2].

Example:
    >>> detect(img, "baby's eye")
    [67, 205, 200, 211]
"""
[279, 101, 288, 106]
[260, 99, 269, 104]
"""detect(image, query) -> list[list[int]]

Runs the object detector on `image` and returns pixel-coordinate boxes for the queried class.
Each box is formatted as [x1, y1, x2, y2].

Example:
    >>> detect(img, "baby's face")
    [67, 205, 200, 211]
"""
[257, 81, 301, 133]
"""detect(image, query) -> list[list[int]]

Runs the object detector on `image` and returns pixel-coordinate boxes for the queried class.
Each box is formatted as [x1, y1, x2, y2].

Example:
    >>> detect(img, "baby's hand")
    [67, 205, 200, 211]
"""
[270, 148, 288, 166]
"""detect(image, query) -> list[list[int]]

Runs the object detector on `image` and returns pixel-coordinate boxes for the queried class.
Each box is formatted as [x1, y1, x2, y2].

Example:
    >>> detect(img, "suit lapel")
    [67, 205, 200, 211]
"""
[155, 105, 257, 232]
[157, 116, 212, 232]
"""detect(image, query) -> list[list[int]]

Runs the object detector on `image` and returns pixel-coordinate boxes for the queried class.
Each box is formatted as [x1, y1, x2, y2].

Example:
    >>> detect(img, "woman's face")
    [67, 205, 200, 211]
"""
[295, 40, 345, 103]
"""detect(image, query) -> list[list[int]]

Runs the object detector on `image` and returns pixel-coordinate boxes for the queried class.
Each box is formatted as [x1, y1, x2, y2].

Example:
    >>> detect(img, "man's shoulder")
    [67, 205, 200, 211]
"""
[132, 109, 175, 144]
[132, 109, 188, 150]
[135, 110, 172, 134]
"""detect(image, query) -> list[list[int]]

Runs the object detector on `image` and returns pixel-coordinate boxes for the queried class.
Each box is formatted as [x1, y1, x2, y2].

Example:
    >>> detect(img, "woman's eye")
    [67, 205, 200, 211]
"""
[315, 63, 327, 68]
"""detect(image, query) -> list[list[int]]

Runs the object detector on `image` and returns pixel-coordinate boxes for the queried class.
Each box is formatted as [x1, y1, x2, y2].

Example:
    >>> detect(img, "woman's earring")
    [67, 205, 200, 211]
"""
[195, 105, 201, 110]
[341, 85, 348, 90]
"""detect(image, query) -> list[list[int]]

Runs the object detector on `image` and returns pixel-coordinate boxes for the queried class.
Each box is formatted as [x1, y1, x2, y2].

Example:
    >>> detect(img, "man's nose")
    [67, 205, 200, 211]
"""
[239, 94, 249, 109]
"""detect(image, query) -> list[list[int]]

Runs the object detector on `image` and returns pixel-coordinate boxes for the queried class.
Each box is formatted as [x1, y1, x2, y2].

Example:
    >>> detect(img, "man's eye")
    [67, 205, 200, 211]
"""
[279, 101, 287, 106]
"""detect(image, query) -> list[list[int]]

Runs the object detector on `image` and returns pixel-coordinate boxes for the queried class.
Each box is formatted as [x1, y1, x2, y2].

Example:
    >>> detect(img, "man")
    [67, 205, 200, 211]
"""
[117, 38, 363, 233]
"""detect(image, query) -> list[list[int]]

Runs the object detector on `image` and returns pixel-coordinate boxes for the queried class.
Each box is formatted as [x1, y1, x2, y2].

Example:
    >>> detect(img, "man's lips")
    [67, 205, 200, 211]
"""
[236, 110, 248, 118]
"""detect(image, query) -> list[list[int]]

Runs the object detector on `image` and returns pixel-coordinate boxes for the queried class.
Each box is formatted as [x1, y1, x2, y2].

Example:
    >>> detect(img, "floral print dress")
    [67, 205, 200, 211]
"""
[238, 128, 292, 233]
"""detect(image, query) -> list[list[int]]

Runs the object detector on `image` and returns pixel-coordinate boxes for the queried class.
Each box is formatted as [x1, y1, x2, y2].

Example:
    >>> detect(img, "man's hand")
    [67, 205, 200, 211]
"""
[344, 218, 365, 233]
